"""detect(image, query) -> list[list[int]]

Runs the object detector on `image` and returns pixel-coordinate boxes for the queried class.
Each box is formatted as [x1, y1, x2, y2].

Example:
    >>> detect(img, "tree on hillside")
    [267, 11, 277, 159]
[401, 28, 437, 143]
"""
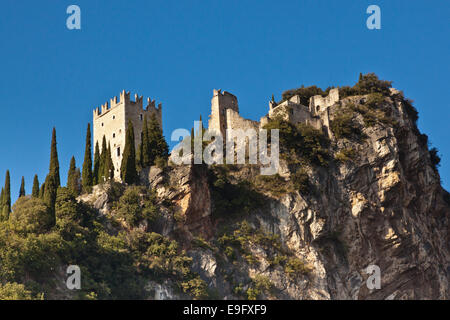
[106, 142, 114, 180]
[99, 135, 108, 182]
[67, 156, 81, 196]
[148, 113, 169, 164]
[93, 141, 100, 185]
[353, 72, 392, 95]
[10, 197, 52, 235]
[19, 176, 25, 198]
[32, 175, 40, 198]
[82, 123, 93, 192]
[139, 116, 152, 168]
[121, 120, 138, 184]
[49, 127, 61, 187]
[0, 187, 4, 214]
[2, 170, 11, 221]
[39, 182, 45, 199]
[43, 173, 57, 225]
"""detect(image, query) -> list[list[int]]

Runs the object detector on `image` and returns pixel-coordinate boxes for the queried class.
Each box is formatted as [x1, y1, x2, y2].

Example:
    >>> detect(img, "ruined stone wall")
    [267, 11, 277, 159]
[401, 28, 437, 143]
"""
[309, 88, 339, 115]
[208, 89, 239, 137]
[226, 109, 259, 133]
[268, 97, 312, 125]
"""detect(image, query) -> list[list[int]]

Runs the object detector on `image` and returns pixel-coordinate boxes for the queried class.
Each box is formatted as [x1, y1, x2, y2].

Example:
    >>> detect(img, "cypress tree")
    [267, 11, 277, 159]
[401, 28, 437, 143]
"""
[32, 175, 40, 197]
[49, 127, 61, 187]
[19, 176, 25, 198]
[140, 115, 151, 167]
[2, 170, 11, 220]
[82, 123, 93, 192]
[39, 182, 45, 199]
[137, 131, 143, 168]
[99, 135, 108, 182]
[0, 187, 4, 216]
[93, 141, 100, 185]
[43, 173, 57, 224]
[148, 113, 169, 163]
[120, 120, 138, 184]
[67, 156, 80, 195]
[106, 142, 114, 180]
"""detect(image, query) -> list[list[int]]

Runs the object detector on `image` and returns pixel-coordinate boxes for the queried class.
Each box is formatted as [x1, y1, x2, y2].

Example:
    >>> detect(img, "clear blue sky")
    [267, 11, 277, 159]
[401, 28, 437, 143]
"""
[0, 0, 449, 202]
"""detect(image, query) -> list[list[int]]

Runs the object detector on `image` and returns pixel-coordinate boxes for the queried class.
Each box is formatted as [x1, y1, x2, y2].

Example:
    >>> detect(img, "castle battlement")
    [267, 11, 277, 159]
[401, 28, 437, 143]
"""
[93, 90, 163, 180]
[93, 90, 163, 120]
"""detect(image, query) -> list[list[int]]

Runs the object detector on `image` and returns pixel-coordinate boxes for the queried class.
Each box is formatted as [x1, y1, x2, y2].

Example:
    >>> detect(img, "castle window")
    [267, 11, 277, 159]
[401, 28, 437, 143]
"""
[140, 114, 143, 121]
[113, 133, 115, 138]
[101, 123, 104, 126]
[117, 147, 121, 157]
[316, 105, 320, 112]
[112, 115, 115, 119]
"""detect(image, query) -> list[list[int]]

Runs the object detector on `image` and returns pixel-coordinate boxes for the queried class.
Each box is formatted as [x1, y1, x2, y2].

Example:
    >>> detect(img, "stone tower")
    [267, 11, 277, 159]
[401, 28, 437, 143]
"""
[208, 89, 239, 138]
[93, 90, 162, 179]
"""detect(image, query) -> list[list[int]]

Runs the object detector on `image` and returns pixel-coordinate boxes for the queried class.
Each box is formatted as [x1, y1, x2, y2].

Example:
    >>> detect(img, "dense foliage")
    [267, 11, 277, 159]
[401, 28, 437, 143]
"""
[263, 117, 330, 166]
[0, 185, 207, 300]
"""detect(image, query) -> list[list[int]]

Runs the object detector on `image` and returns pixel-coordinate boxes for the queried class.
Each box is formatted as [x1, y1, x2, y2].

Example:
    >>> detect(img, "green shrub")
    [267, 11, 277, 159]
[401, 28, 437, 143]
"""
[268, 254, 287, 267]
[339, 73, 392, 98]
[365, 93, 385, 109]
[330, 108, 360, 139]
[246, 275, 273, 300]
[263, 118, 330, 166]
[246, 287, 259, 300]
[335, 148, 357, 162]
[281, 85, 332, 105]
[114, 186, 160, 227]
[181, 276, 209, 299]
[10, 197, 52, 235]
[0, 282, 42, 300]
[284, 257, 311, 277]
[106, 181, 125, 202]
[233, 283, 244, 296]
[192, 237, 213, 250]
[353, 73, 392, 96]
[255, 174, 289, 197]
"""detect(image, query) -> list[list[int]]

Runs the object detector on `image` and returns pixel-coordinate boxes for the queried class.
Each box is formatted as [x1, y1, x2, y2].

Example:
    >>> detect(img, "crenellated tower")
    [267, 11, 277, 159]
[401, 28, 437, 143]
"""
[93, 90, 163, 179]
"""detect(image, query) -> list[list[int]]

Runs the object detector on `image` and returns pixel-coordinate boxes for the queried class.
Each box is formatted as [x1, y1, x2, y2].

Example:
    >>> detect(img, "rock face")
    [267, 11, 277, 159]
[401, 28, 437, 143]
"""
[143, 164, 214, 241]
[149, 91, 449, 300]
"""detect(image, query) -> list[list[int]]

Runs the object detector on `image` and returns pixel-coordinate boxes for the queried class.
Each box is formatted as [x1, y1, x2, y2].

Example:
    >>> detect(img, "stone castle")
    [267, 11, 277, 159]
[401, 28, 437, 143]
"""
[208, 88, 340, 138]
[93, 88, 339, 178]
[93, 90, 162, 177]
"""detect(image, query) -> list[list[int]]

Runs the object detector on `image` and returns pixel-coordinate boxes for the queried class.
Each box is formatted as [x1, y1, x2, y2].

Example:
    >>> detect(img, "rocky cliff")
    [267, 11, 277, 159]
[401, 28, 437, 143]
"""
[114, 88, 448, 300]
